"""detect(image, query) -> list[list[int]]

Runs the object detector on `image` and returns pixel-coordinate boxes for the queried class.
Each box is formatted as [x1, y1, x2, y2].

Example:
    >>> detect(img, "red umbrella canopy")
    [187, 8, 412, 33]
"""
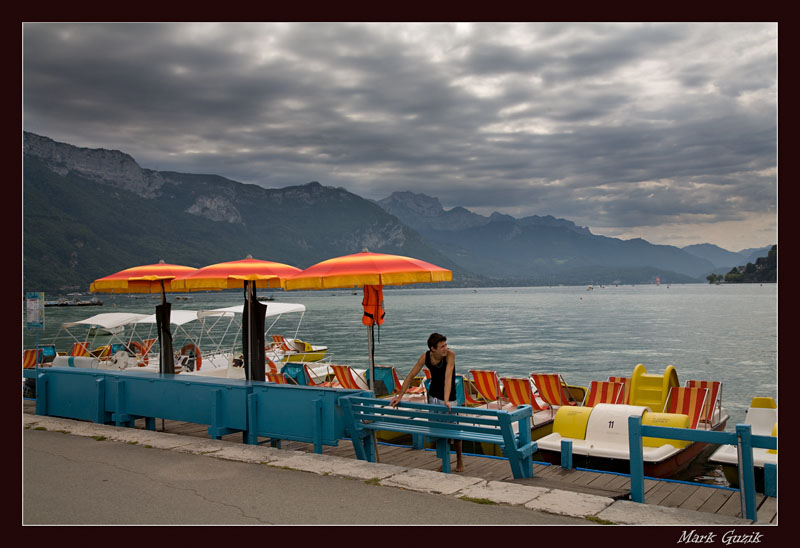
[90, 260, 198, 294]
[283, 250, 452, 291]
[172, 256, 302, 291]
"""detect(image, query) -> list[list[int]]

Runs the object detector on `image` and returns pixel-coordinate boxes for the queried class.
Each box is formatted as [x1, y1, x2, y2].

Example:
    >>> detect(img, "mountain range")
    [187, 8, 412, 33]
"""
[22, 132, 772, 293]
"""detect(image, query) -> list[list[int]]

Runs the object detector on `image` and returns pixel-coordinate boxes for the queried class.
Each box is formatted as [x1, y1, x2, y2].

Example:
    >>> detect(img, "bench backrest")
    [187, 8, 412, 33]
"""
[342, 396, 530, 438]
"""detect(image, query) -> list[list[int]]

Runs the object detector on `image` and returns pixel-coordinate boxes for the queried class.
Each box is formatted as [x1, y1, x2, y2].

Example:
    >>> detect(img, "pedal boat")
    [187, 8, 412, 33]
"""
[535, 364, 728, 478]
[708, 396, 777, 490]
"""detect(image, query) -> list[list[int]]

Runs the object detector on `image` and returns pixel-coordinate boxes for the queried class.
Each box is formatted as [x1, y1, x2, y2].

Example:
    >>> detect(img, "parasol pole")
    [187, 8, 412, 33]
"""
[246, 280, 252, 380]
[367, 323, 375, 391]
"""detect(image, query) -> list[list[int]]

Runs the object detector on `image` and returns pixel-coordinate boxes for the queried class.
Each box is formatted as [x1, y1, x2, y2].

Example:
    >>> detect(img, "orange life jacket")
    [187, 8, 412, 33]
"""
[362, 284, 386, 326]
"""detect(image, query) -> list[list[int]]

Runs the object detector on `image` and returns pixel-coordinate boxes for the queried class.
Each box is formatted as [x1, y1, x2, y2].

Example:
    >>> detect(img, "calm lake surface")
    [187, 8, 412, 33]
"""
[25, 283, 777, 429]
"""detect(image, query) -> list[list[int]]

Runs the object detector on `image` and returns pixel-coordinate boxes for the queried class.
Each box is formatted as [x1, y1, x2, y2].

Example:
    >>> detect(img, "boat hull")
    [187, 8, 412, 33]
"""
[537, 417, 728, 478]
[281, 349, 327, 363]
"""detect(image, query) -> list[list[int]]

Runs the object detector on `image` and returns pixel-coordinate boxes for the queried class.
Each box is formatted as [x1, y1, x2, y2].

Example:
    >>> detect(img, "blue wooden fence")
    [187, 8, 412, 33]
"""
[26, 366, 370, 452]
[627, 415, 777, 522]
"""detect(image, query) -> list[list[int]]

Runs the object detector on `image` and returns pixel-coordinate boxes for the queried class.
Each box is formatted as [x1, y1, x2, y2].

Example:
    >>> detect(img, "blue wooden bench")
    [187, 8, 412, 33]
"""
[340, 395, 537, 479]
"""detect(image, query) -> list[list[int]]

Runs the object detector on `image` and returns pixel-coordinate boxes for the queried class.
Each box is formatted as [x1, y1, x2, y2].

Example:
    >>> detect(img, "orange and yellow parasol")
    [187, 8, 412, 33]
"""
[284, 249, 452, 390]
[172, 256, 302, 381]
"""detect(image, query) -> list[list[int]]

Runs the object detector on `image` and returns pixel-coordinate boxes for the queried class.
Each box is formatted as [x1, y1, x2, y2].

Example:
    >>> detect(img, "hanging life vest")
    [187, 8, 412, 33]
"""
[362, 284, 386, 326]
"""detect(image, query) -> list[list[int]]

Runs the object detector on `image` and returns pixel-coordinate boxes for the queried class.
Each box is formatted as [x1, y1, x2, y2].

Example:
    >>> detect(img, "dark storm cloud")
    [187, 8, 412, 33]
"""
[22, 22, 777, 249]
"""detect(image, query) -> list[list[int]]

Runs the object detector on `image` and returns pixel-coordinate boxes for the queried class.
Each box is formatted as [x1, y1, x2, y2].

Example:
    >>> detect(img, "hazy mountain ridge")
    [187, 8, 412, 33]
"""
[23, 131, 771, 292]
[376, 191, 718, 280]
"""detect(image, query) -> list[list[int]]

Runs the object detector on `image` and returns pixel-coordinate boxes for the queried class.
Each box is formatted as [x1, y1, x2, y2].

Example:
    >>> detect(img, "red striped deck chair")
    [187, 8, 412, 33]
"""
[530, 373, 577, 407]
[266, 356, 279, 374]
[70, 341, 90, 357]
[302, 364, 338, 387]
[664, 386, 709, 430]
[583, 380, 624, 407]
[458, 375, 485, 406]
[271, 335, 293, 352]
[423, 368, 431, 380]
[332, 364, 364, 390]
[266, 372, 289, 384]
[141, 338, 157, 355]
[391, 367, 425, 395]
[685, 380, 722, 428]
[469, 370, 504, 408]
[608, 376, 631, 404]
[500, 377, 549, 411]
[92, 345, 113, 359]
[23, 349, 41, 369]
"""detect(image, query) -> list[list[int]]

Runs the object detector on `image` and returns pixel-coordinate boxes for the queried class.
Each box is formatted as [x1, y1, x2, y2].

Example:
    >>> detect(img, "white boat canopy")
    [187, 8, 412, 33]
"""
[133, 303, 307, 326]
[204, 302, 306, 318]
[61, 312, 150, 330]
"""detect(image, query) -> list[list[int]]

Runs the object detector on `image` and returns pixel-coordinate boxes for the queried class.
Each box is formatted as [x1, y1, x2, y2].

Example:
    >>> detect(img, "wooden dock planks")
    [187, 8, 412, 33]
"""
[23, 401, 776, 523]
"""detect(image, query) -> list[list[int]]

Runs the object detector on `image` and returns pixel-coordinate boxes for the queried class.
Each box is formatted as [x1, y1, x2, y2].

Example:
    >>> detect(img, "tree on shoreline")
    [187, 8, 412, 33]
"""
[718, 245, 777, 283]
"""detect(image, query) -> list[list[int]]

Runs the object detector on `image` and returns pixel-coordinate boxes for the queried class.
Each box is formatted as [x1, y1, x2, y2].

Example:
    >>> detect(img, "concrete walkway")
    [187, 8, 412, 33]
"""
[22, 414, 758, 526]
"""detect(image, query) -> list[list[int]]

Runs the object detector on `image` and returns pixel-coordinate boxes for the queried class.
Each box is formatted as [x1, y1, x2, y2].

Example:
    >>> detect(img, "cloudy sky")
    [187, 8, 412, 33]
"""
[23, 22, 777, 251]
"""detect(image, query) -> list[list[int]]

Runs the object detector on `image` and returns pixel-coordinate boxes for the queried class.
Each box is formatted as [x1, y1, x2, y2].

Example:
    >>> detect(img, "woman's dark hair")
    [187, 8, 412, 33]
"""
[427, 332, 447, 350]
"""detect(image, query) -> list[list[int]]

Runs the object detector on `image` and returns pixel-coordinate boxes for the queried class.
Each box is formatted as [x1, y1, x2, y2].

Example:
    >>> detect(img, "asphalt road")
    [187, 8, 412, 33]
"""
[23, 428, 590, 526]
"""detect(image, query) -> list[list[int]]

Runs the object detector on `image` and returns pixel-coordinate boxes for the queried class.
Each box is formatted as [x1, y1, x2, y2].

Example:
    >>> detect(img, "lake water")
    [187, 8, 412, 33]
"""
[25, 283, 777, 429]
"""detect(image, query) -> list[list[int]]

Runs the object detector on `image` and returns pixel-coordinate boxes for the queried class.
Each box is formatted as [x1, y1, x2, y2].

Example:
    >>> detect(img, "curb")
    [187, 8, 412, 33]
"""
[23, 414, 751, 525]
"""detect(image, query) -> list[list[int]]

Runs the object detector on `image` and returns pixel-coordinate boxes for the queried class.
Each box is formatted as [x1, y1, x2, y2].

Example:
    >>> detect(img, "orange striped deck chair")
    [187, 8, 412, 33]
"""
[92, 345, 113, 359]
[458, 375, 485, 405]
[530, 373, 577, 407]
[23, 349, 41, 369]
[141, 338, 157, 355]
[423, 368, 431, 380]
[332, 364, 363, 390]
[500, 377, 549, 411]
[664, 386, 709, 430]
[271, 335, 293, 352]
[469, 370, 503, 408]
[266, 372, 289, 384]
[583, 380, 624, 407]
[301, 364, 338, 387]
[70, 342, 91, 357]
[608, 376, 631, 404]
[685, 380, 722, 427]
[266, 356, 279, 374]
[390, 367, 425, 395]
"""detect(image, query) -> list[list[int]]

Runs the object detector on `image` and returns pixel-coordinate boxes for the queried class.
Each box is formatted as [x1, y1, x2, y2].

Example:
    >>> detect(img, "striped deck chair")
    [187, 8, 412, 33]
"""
[530, 373, 578, 407]
[469, 369, 504, 408]
[271, 335, 293, 352]
[305, 364, 339, 387]
[266, 356, 279, 374]
[92, 345, 113, 359]
[423, 375, 480, 406]
[70, 341, 91, 357]
[23, 349, 41, 369]
[141, 338, 157, 355]
[583, 380, 624, 407]
[266, 372, 289, 384]
[390, 367, 426, 395]
[664, 386, 709, 430]
[685, 380, 722, 428]
[608, 376, 631, 404]
[331, 364, 364, 390]
[500, 377, 549, 411]
[458, 375, 485, 406]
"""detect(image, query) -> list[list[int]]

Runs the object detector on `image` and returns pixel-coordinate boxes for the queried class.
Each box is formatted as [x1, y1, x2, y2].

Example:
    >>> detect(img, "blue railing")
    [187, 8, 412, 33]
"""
[627, 416, 777, 522]
[26, 366, 370, 452]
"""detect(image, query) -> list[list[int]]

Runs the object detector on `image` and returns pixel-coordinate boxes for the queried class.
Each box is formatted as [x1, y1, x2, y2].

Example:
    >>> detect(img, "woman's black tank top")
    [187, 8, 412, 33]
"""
[425, 350, 456, 401]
